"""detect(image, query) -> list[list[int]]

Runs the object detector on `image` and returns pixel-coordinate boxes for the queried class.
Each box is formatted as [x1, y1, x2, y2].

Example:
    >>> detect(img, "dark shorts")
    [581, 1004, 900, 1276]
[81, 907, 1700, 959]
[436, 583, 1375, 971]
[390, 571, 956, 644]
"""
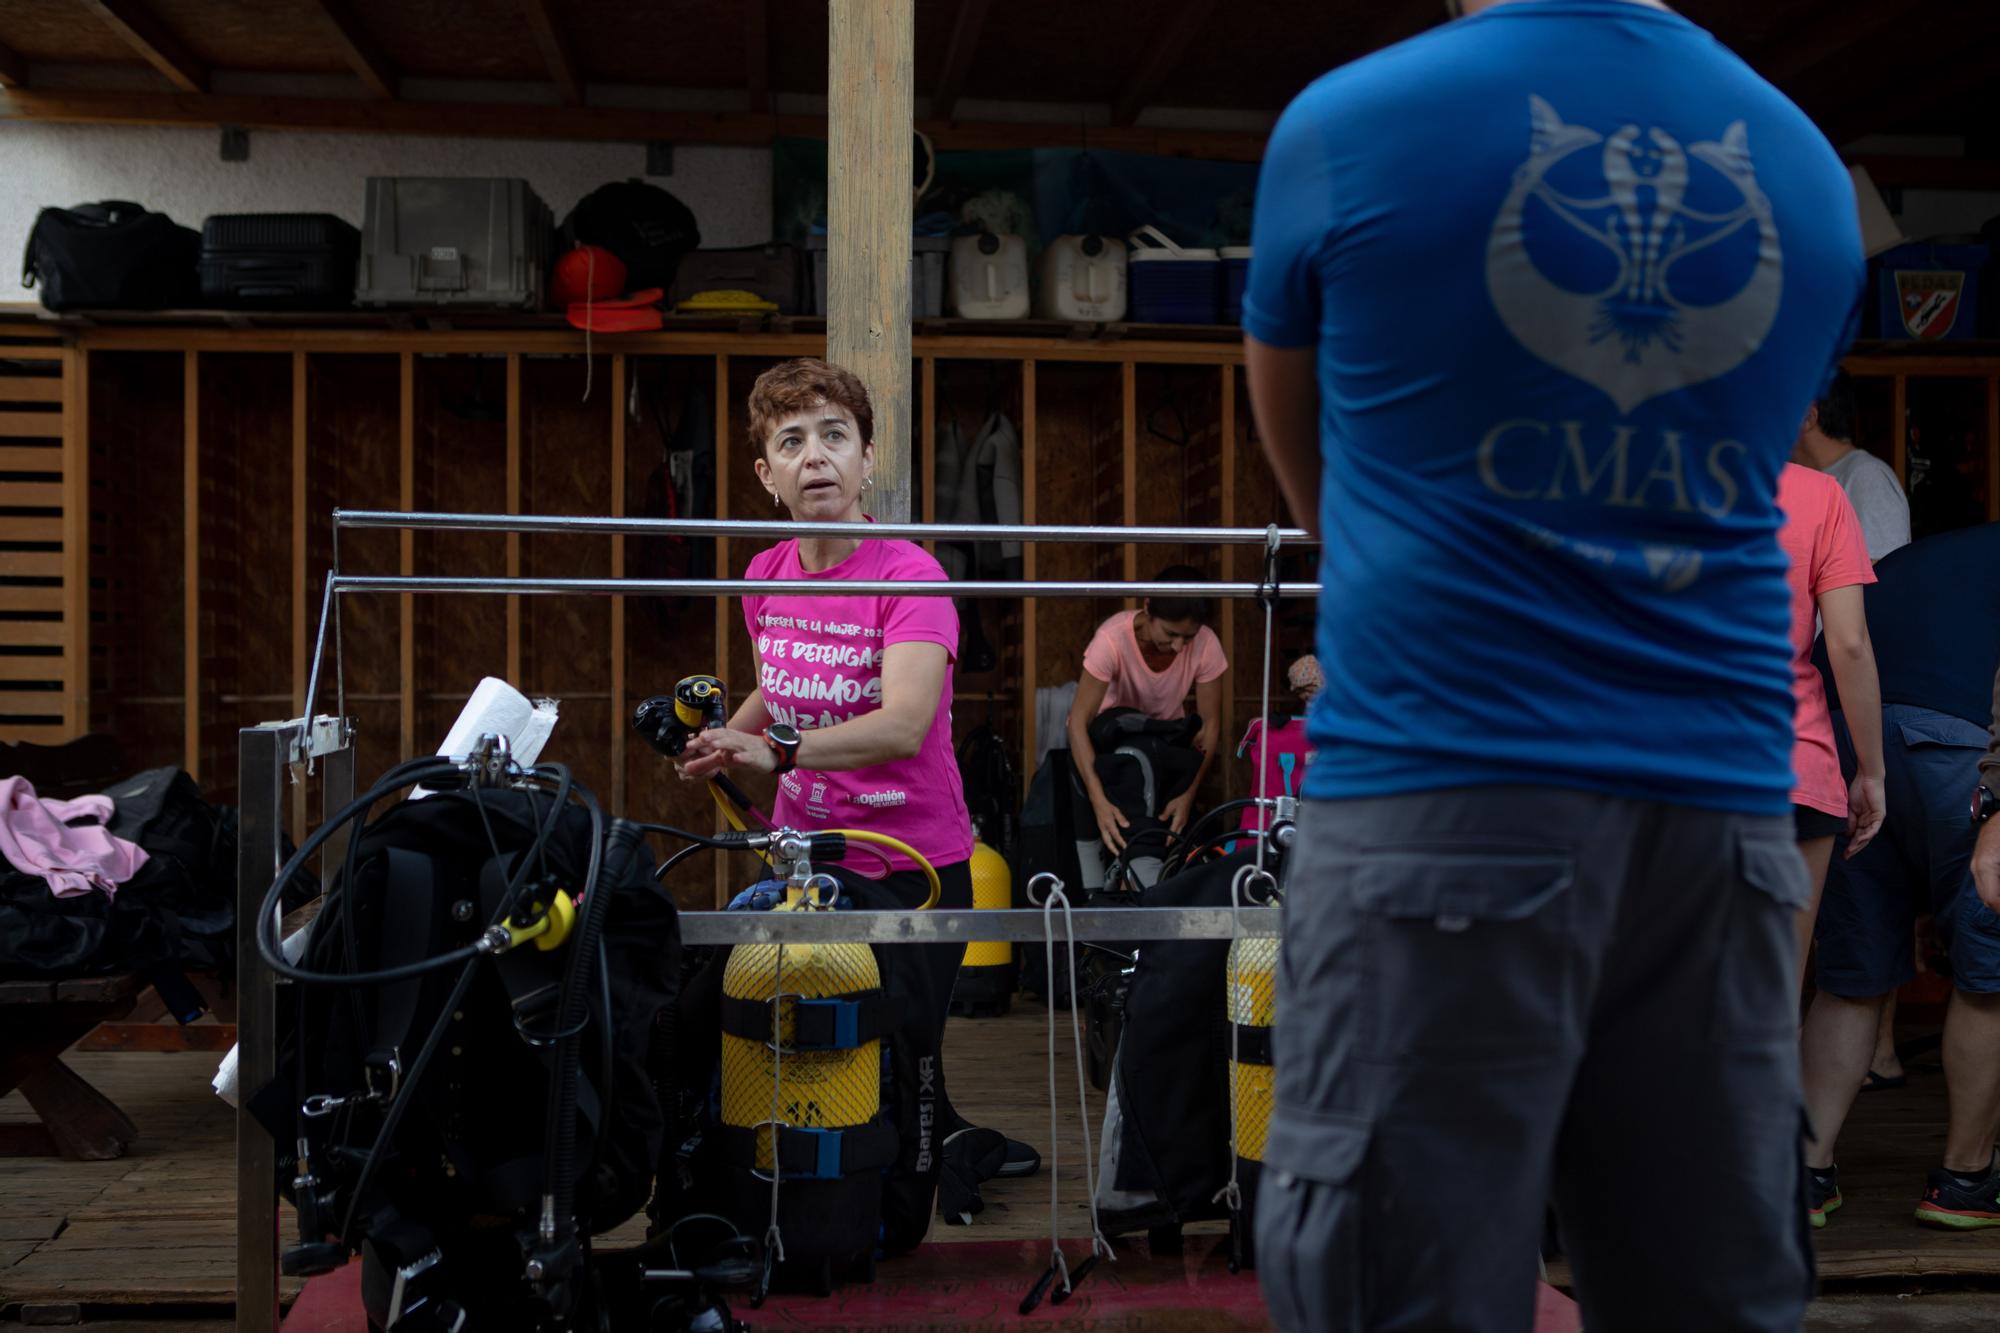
[1794, 803, 1847, 841]
[1815, 706, 2000, 996]
[1255, 787, 1813, 1333]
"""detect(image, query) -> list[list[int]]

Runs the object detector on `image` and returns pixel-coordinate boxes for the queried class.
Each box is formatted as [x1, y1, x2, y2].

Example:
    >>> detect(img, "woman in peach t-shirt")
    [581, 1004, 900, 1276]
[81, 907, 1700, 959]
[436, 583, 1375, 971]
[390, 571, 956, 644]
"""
[1065, 565, 1229, 854]
[1776, 462, 1885, 969]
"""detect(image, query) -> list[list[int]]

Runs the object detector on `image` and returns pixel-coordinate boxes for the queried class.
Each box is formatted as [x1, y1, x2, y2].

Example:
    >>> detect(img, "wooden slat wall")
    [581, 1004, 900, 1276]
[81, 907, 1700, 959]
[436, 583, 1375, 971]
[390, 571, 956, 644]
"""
[0, 330, 81, 744]
[39, 324, 1998, 830]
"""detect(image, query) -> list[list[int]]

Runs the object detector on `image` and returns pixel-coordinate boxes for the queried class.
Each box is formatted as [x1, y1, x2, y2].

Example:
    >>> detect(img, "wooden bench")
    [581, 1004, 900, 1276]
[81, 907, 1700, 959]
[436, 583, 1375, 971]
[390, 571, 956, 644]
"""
[0, 974, 146, 1159]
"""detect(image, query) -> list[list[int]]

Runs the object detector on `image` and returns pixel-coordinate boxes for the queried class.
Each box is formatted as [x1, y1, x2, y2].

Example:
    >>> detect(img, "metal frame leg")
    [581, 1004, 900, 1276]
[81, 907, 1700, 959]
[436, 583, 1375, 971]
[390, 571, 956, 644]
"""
[236, 723, 291, 1333]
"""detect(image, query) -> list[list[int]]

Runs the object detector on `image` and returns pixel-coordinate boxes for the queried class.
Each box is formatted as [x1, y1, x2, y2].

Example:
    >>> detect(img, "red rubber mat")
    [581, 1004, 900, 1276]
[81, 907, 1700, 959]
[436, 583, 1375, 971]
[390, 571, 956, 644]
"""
[283, 1234, 1581, 1331]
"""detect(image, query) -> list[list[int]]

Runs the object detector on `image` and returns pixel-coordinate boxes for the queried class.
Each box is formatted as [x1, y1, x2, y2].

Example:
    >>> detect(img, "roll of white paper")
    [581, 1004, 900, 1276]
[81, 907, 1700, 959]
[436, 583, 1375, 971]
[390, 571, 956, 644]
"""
[434, 676, 560, 765]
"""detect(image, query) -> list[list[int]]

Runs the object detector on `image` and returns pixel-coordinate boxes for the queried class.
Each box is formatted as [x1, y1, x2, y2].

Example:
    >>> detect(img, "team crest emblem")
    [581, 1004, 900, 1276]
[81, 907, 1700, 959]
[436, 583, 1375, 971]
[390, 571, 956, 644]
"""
[1488, 97, 1784, 415]
[1895, 271, 1963, 340]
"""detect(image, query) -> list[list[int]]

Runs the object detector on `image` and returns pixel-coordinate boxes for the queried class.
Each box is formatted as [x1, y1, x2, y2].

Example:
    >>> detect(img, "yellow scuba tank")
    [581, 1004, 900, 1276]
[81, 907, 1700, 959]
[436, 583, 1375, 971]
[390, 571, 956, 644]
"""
[719, 896, 885, 1168]
[1226, 934, 1278, 1169]
[714, 882, 903, 1291]
[950, 841, 1015, 1017]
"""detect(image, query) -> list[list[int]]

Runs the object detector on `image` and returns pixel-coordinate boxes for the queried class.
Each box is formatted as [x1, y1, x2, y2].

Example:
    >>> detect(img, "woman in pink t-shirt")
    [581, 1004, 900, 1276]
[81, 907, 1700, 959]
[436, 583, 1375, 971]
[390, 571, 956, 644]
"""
[1065, 567, 1229, 857]
[1776, 461, 1886, 969]
[677, 358, 974, 891]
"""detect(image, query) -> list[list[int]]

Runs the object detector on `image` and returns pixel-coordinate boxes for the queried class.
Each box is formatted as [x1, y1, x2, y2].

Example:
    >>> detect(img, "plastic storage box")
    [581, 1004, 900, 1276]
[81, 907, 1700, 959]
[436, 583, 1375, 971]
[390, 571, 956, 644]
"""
[806, 234, 949, 319]
[1874, 242, 1986, 341]
[355, 178, 551, 310]
[1037, 234, 1127, 322]
[200, 213, 359, 310]
[670, 244, 805, 314]
[948, 233, 1030, 320]
[1220, 246, 1252, 324]
[1128, 225, 1218, 324]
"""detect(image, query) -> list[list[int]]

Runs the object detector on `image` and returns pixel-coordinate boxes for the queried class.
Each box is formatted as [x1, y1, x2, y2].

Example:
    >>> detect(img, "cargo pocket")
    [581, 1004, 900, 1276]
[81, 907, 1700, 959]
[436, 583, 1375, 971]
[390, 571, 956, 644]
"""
[1341, 845, 1576, 1061]
[1708, 829, 1811, 1045]
[1256, 1108, 1371, 1331]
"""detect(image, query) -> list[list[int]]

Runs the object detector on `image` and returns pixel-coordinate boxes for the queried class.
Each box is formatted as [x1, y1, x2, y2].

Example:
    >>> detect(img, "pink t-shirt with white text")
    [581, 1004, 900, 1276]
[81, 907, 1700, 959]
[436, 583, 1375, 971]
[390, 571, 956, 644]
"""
[1776, 463, 1875, 818]
[1236, 716, 1314, 832]
[743, 537, 974, 873]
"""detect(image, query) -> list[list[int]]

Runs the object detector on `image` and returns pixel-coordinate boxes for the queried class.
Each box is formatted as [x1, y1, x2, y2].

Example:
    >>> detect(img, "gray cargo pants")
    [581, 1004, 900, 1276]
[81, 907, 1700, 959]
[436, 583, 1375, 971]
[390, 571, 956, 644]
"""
[1255, 787, 1815, 1333]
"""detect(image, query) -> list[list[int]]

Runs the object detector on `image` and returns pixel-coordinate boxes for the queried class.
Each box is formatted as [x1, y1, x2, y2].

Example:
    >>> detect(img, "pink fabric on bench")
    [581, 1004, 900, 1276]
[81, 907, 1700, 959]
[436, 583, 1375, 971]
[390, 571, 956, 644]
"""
[0, 776, 149, 898]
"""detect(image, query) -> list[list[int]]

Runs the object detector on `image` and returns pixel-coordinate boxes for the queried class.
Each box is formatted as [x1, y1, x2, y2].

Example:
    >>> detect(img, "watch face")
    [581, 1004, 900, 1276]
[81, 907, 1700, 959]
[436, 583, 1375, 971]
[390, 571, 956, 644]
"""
[767, 723, 801, 746]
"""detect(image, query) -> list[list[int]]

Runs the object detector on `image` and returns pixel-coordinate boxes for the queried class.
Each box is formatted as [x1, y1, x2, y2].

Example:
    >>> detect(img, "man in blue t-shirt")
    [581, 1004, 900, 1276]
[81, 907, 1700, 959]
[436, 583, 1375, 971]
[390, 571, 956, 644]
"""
[1242, 2, 1862, 1329]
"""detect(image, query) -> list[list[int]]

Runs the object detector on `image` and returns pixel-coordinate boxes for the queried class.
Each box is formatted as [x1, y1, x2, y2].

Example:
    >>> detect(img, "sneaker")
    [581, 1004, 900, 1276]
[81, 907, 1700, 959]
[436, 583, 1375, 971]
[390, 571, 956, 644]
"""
[1915, 1158, 2000, 1230]
[1807, 1165, 1842, 1229]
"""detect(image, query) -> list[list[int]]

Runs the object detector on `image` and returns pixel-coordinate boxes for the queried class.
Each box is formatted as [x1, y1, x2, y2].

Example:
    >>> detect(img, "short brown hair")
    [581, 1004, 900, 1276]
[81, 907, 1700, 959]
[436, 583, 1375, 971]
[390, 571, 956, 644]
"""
[747, 358, 875, 454]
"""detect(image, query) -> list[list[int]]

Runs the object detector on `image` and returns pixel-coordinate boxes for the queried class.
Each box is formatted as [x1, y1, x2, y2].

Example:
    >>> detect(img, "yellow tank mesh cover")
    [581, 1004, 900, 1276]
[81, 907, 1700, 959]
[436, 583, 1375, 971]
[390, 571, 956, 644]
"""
[963, 842, 1013, 969]
[720, 938, 883, 1171]
[1226, 934, 1278, 1164]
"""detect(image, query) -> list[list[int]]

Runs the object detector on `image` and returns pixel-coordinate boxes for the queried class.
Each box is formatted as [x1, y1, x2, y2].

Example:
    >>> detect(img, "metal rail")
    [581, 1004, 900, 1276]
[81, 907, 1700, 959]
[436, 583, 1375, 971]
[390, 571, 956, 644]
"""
[329, 574, 1320, 599]
[679, 905, 1278, 945]
[334, 509, 1317, 546]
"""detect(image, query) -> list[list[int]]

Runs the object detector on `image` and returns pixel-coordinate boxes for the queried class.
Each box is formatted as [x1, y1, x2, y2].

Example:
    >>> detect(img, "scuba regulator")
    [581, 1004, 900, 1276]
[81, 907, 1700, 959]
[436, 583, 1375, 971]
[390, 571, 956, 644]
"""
[633, 675, 730, 757]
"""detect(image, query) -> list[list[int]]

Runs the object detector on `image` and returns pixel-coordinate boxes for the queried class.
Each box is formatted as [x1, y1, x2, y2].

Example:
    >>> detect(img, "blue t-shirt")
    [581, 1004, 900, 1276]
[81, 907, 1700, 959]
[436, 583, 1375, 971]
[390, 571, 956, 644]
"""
[1244, 0, 1864, 814]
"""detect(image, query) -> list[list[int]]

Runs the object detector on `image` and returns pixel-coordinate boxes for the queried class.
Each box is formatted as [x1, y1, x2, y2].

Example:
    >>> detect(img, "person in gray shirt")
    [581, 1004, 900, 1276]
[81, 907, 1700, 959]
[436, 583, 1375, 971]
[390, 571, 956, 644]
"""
[1795, 369, 1911, 561]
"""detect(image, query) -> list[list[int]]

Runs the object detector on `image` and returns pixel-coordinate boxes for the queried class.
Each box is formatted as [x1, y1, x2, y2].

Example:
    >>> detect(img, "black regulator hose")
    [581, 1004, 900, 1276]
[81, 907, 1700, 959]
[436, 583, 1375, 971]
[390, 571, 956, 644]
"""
[543, 813, 643, 1261]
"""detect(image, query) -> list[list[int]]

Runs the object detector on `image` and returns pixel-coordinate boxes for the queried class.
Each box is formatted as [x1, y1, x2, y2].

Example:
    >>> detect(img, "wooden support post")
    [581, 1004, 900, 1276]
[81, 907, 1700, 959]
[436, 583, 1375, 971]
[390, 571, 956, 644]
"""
[920, 356, 936, 552]
[291, 352, 308, 840]
[1220, 366, 1236, 782]
[183, 351, 200, 780]
[712, 355, 732, 908]
[62, 348, 89, 737]
[506, 355, 522, 684]
[611, 354, 627, 813]
[1892, 375, 1907, 486]
[827, 0, 914, 523]
[1121, 359, 1137, 603]
[399, 352, 415, 760]
[1020, 359, 1037, 797]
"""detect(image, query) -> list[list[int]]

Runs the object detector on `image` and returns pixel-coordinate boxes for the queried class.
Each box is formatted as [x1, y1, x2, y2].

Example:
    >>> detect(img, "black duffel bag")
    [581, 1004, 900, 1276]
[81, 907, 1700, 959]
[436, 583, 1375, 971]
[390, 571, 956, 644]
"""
[22, 200, 200, 311]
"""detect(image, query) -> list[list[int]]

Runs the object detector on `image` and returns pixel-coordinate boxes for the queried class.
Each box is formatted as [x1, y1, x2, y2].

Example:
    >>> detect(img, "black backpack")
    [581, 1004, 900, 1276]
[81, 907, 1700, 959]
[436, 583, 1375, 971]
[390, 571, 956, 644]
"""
[560, 180, 702, 293]
[251, 788, 678, 1331]
[22, 201, 200, 311]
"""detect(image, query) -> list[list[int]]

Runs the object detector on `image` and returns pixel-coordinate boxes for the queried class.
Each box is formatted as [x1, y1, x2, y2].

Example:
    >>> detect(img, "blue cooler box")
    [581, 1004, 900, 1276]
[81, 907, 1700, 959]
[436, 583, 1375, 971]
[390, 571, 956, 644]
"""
[1128, 225, 1219, 324]
[1875, 243, 1986, 341]
[1220, 247, 1252, 324]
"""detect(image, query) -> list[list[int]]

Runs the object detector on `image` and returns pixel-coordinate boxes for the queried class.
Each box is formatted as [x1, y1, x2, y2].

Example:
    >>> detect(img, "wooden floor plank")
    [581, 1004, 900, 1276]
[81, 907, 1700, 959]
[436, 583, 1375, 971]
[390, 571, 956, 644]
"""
[2, 1015, 1995, 1310]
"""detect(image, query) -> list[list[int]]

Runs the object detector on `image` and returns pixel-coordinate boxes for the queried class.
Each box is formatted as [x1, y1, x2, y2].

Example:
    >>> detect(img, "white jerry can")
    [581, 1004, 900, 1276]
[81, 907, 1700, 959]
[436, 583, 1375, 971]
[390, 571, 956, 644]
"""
[948, 232, 1030, 320]
[1037, 233, 1128, 322]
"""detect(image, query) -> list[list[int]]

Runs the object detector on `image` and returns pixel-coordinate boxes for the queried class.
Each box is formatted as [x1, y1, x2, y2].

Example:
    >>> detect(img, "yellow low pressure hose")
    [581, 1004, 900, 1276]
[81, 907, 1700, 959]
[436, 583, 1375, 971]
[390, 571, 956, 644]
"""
[826, 829, 941, 910]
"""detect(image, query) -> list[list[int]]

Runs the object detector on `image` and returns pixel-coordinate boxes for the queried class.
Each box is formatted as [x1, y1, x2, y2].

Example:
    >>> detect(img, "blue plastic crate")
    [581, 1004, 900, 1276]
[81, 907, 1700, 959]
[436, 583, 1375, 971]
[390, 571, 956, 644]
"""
[1875, 243, 1986, 341]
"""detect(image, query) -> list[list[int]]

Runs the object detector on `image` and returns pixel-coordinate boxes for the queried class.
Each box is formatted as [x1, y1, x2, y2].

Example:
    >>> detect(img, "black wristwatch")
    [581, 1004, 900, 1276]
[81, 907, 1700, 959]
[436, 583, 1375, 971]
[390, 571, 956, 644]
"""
[764, 722, 802, 776]
[1974, 783, 1998, 827]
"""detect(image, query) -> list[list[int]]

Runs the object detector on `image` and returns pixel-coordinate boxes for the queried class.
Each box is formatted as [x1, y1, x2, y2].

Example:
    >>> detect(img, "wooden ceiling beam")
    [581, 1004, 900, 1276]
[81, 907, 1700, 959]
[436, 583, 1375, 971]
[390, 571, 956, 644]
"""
[1753, 0, 1908, 87]
[517, 0, 583, 106]
[0, 41, 26, 89]
[745, 0, 769, 113]
[1111, 0, 1221, 127]
[310, 0, 397, 99]
[76, 0, 207, 94]
[0, 87, 1274, 160]
[931, 0, 993, 122]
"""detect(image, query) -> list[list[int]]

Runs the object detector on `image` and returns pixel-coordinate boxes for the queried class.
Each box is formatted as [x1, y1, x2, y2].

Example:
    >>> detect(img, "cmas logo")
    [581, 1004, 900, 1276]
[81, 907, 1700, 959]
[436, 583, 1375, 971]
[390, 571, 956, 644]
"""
[1487, 97, 1783, 415]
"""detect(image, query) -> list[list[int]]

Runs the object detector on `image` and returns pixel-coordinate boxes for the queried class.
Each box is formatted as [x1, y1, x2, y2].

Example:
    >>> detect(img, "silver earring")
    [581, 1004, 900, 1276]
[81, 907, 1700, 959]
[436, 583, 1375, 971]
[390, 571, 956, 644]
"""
[864, 476, 874, 491]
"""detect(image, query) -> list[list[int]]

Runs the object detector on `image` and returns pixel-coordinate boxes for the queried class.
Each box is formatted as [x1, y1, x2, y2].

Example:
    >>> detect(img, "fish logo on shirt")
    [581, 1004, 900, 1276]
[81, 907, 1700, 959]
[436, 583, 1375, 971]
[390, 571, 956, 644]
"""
[1487, 96, 1783, 415]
